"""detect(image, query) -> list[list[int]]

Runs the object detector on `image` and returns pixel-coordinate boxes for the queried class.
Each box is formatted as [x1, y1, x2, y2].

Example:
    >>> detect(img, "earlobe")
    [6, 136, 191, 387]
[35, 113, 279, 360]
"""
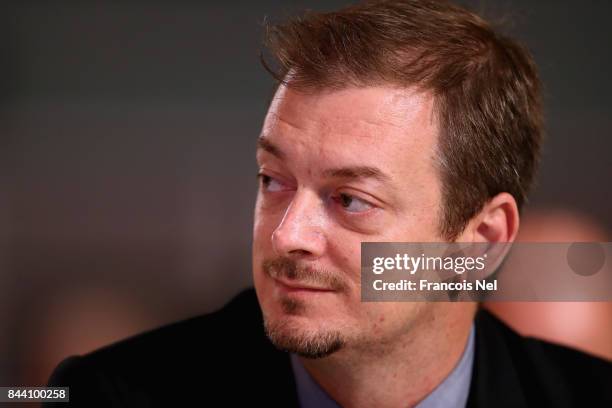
[474, 193, 520, 243]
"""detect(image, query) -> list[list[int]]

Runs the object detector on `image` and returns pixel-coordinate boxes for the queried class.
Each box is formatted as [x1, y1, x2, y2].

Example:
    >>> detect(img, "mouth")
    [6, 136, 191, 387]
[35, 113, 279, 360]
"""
[273, 277, 336, 294]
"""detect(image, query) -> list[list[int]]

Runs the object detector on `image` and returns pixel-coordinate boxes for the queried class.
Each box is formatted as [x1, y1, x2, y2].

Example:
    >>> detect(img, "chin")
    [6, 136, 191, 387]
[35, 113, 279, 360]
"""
[263, 310, 347, 359]
[254, 270, 353, 358]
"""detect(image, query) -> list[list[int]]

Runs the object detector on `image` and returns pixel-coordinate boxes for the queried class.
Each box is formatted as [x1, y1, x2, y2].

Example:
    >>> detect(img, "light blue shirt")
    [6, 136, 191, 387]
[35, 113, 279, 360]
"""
[290, 325, 475, 408]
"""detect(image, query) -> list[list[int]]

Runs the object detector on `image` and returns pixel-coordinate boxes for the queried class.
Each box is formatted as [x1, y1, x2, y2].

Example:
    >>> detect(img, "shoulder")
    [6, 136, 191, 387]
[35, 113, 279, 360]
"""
[81, 287, 265, 372]
[472, 309, 612, 407]
[46, 288, 296, 407]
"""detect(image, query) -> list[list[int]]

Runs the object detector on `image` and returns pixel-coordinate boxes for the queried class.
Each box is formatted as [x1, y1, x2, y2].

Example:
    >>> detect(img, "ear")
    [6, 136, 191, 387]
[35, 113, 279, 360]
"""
[457, 193, 520, 243]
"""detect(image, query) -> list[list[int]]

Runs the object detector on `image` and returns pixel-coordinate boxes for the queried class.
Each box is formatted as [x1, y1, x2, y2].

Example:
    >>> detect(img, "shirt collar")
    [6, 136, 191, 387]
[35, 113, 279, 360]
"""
[290, 325, 476, 408]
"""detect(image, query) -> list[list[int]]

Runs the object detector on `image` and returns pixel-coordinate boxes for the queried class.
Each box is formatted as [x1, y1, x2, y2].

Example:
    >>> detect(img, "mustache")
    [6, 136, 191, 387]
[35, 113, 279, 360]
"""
[262, 257, 348, 292]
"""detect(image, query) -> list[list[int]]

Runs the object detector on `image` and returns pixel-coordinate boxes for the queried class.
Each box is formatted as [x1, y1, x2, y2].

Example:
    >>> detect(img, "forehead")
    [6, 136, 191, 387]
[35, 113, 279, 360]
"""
[261, 85, 438, 162]
[259, 84, 442, 220]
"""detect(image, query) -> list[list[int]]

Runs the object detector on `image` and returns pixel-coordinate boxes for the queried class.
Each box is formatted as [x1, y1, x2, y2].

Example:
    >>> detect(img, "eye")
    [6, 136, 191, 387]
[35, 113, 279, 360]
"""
[333, 193, 374, 213]
[258, 173, 291, 193]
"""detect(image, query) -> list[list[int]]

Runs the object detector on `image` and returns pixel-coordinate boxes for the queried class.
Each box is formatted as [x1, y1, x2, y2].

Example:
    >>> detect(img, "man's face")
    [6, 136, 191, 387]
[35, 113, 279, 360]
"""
[252, 84, 444, 358]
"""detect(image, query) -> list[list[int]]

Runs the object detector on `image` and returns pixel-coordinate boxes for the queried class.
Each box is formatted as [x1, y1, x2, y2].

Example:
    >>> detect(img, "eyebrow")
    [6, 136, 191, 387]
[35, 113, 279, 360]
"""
[323, 166, 392, 184]
[257, 135, 392, 185]
[257, 135, 285, 160]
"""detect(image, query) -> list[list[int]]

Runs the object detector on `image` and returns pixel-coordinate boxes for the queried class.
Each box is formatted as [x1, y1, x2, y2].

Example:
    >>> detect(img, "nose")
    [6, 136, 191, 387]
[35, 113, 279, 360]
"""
[271, 190, 327, 259]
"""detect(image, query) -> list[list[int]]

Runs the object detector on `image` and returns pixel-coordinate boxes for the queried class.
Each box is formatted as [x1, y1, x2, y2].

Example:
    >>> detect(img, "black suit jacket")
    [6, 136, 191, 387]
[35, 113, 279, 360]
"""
[46, 289, 612, 407]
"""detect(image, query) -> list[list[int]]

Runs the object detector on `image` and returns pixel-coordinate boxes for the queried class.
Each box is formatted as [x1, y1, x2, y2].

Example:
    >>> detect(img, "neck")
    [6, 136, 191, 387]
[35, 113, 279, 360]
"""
[299, 303, 476, 408]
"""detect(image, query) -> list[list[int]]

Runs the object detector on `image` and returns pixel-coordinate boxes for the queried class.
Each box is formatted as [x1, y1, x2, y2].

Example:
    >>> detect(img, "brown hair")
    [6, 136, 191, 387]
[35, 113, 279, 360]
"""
[262, 0, 543, 239]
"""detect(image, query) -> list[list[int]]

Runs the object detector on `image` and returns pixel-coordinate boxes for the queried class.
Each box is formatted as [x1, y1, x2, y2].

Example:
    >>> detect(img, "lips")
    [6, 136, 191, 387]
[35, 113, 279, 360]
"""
[273, 277, 335, 293]
[263, 257, 348, 292]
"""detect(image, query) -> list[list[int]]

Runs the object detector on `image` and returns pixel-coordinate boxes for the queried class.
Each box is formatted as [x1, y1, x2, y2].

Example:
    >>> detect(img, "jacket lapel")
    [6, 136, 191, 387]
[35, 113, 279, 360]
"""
[466, 310, 527, 407]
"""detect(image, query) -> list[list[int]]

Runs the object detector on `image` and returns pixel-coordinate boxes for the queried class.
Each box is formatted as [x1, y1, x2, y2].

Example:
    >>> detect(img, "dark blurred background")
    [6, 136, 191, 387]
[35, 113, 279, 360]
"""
[1, 0, 611, 387]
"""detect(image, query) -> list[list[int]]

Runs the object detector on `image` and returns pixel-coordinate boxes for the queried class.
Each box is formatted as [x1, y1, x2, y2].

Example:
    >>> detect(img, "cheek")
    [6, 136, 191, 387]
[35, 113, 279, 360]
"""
[252, 207, 275, 275]
[362, 303, 422, 335]
[327, 232, 363, 282]
[385, 208, 443, 242]
[253, 198, 283, 244]
[252, 206, 276, 296]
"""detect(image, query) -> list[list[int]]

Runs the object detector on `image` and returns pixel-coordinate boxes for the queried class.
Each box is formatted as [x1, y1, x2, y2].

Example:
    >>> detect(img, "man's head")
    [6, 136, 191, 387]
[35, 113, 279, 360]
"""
[252, 0, 543, 359]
